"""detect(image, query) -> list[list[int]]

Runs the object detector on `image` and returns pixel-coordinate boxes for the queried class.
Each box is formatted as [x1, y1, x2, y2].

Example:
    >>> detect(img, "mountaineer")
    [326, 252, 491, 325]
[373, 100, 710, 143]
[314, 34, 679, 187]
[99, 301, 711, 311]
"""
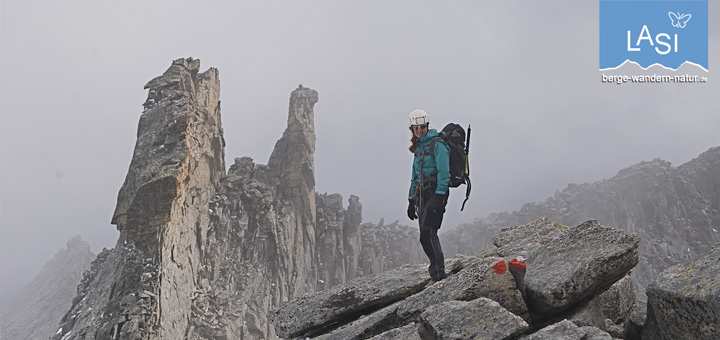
[406, 109, 450, 286]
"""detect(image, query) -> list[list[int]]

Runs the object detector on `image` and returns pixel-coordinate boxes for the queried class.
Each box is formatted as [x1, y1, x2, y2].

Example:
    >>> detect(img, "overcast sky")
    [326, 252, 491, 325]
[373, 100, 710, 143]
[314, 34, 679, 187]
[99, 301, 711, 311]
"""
[1, 1, 717, 306]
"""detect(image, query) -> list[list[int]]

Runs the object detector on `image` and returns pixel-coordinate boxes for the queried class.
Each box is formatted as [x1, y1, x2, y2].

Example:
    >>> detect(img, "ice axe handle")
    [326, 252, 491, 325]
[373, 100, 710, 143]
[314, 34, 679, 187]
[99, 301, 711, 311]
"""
[465, 125, 471, 154]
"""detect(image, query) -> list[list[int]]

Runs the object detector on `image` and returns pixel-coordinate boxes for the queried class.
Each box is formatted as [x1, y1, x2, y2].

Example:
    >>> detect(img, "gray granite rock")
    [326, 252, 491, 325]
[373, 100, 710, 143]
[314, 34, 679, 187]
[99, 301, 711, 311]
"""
[418, 298, 529, 340]
[643, 243, 720, 340]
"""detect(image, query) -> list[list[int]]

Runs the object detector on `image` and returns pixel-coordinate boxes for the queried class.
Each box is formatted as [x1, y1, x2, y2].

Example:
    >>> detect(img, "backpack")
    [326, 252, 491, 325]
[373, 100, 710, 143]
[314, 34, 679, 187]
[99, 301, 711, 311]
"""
[428, 123, 472, 211]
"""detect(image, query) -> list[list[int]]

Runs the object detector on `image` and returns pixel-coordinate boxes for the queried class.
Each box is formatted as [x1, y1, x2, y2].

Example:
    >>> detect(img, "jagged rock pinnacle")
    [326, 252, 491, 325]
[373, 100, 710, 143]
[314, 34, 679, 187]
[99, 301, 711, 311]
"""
[268, 85, 319, 222]
[55, 58, 225, 340]
[111, 57, 225, 253]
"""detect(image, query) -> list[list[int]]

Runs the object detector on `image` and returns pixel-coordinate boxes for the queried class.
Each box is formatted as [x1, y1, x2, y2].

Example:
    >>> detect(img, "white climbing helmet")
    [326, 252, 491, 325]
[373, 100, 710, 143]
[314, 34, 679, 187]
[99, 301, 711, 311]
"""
[408, 109, 429, 127]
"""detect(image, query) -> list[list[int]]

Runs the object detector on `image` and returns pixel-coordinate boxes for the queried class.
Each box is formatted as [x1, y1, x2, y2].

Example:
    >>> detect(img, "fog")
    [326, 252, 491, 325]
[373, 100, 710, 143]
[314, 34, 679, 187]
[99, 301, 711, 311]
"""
[1, 1, 718, 306]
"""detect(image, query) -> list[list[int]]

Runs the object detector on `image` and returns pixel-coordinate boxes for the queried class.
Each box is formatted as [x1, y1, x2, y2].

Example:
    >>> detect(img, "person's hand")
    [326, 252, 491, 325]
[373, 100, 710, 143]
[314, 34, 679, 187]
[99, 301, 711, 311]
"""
[427, 195, 447, 214]
[407, 199, 417, 220]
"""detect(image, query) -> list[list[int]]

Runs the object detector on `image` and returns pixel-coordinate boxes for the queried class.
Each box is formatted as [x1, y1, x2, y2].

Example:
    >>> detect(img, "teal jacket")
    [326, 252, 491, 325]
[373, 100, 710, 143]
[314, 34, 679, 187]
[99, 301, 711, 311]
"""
[408, 128, 451, 199]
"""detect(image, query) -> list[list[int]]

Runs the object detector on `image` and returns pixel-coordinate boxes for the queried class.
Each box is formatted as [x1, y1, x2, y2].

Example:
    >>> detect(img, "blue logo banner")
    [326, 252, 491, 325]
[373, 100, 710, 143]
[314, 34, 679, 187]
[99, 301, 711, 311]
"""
[600, 0, 708, 71]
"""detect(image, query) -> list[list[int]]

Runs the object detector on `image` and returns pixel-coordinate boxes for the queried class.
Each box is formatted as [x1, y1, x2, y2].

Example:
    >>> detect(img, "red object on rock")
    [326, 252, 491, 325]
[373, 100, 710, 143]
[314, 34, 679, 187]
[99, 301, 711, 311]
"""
[493, 260, 507, 274]
[509, 259, 527, 271]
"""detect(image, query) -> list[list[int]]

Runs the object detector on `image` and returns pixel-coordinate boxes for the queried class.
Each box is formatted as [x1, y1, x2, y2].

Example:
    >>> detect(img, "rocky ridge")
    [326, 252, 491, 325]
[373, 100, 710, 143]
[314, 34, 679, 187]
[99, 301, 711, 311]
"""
[0, 236, 95, 340]
[443, 148, 720, 297]
[52, 59, 424, 340]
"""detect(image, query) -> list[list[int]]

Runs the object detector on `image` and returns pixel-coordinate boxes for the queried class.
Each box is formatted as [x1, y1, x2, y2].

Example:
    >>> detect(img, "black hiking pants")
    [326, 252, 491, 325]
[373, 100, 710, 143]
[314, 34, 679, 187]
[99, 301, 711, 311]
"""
[418, 188, 448, 281]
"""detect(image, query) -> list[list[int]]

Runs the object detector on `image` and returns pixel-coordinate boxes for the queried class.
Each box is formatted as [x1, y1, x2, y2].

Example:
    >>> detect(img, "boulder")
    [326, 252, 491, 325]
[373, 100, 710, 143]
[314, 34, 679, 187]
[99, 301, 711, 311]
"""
[643, 243, 720, 340]
[496, 219, 639, 318]
[418, 298, 529, 340]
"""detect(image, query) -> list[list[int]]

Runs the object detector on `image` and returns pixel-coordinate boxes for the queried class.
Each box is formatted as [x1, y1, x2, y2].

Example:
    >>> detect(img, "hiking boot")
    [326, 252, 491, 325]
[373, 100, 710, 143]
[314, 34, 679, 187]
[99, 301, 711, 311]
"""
[426, 278, 445, 287]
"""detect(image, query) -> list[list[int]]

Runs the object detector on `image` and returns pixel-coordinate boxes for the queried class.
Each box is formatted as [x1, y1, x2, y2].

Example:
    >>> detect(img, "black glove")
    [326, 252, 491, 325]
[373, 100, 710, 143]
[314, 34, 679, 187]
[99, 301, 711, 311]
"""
[407, 199, 417, 220]
[427, 194, 447, 214]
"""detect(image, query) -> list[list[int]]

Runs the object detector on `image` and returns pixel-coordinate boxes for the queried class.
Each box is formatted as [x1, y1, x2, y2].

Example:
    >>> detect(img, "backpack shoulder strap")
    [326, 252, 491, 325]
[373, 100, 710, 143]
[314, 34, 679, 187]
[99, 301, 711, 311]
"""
[427, 136, 444, 159]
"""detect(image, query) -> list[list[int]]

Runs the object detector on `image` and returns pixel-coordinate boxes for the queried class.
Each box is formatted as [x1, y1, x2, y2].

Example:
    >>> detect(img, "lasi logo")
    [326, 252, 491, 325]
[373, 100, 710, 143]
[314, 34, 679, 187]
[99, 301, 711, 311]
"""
[599, 1, 708, 71]
[626, 10, 691, 55]
[668, 12, 691, 28]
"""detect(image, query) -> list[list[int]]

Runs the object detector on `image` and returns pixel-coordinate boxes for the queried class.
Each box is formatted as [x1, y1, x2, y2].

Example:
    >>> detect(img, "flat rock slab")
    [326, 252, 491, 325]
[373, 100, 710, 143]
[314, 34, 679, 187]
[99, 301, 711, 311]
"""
[272, 264, 428, 338]
[418, 298, 529, 340]
[643, 243, 720, 340]
[496, 219, 639, 317]
[520, 319, 614, 340]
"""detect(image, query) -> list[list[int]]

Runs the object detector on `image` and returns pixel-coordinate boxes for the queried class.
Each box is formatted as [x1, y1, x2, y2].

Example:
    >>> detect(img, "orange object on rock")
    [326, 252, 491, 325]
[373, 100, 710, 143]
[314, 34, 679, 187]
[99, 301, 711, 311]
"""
[509, 259, 527, 271]
[493, 260, 507, 274]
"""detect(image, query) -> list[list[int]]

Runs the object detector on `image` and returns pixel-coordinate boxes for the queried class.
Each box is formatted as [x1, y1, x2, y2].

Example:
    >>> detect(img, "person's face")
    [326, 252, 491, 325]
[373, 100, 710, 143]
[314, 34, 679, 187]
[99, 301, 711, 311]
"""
[411, 124, 428, 138]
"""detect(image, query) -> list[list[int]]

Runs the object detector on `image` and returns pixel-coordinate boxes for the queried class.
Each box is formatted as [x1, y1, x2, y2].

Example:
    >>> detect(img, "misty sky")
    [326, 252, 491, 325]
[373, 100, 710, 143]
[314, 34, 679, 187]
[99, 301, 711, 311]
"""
[1, 1, 718, 306]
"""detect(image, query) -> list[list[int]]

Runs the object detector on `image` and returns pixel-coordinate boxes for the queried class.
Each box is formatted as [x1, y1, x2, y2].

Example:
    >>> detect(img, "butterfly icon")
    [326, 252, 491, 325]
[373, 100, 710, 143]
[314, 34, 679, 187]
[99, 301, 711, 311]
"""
[668, 12, 692, 28]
